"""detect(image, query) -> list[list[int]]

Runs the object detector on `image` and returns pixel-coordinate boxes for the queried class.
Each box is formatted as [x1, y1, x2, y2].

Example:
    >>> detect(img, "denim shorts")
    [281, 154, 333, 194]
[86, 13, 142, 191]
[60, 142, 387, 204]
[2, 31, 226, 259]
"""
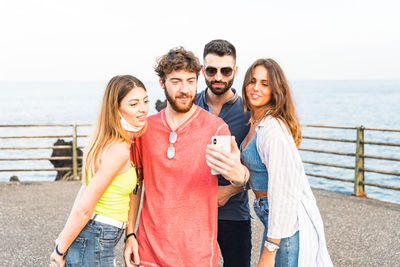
[254, 196, 299, 267]
[65, 219, 124, 267]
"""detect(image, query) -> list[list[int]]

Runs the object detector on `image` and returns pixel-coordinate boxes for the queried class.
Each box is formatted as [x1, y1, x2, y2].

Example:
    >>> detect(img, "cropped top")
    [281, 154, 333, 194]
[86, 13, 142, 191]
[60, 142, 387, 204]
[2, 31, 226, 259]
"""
[86, 163, 137, 222]
[241, 133, 268, 191]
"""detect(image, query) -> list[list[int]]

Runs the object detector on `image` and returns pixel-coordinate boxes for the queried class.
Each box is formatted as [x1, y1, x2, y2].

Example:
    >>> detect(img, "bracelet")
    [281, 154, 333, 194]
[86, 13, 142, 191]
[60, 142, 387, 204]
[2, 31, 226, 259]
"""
[242, 182, 248, 192]
[265, 240, 280, 247]
[124, 232, 136, 243]
[55, 244, 67, 257]
[229, 167, 248, 187]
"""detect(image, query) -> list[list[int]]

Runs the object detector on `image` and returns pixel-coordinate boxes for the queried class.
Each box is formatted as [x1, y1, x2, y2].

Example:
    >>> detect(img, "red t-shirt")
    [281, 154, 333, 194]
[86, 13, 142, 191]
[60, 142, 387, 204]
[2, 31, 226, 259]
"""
[136, 106, 230, 267]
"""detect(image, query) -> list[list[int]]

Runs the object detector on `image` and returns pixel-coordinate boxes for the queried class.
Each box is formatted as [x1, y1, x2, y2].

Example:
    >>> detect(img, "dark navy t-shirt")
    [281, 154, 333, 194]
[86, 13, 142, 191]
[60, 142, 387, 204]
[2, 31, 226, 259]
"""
[196, 88, 251, 221]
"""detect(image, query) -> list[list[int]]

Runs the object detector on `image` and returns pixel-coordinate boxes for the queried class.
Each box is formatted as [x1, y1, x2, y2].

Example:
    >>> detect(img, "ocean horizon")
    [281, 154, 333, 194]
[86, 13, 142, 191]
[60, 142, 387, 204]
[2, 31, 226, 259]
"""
[1, 80, 399, 204]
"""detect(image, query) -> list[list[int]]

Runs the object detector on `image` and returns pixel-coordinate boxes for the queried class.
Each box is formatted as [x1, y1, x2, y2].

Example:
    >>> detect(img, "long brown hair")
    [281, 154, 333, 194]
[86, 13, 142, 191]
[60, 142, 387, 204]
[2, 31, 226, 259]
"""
[242, 58, 302, 146]
[83, 75, 147, 182]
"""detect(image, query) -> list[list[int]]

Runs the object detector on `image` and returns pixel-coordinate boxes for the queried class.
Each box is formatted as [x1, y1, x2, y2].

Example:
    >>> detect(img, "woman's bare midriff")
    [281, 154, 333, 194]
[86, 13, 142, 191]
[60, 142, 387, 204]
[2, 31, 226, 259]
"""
[253, 189, 268, 199]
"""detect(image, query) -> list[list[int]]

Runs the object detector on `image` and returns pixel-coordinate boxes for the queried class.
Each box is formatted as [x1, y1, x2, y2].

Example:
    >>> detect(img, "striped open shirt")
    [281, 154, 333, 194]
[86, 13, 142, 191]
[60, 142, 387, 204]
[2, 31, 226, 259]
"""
[256, 115, 333, 267]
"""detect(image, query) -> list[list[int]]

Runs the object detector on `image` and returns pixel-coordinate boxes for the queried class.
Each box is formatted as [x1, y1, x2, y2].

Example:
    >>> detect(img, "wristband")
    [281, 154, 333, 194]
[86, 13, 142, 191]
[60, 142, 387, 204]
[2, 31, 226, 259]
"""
[230, 167, 248, 187]
[124, 232, 136, 243]
[264, 240, 280, 252]
[266, 240, 280, 246]
[242, 182, 248, 192]
[55, 244, 67, 257]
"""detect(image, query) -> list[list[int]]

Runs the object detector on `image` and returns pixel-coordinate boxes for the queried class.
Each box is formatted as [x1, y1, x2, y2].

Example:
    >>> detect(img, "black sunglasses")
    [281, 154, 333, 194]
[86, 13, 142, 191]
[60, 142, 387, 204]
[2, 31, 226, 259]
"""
[205, 67, 234, 77]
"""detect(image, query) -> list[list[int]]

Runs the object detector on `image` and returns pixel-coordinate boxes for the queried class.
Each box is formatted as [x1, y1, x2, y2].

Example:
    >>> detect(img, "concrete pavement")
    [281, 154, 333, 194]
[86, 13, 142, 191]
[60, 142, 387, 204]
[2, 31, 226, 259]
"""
[1, 181, 399, 266]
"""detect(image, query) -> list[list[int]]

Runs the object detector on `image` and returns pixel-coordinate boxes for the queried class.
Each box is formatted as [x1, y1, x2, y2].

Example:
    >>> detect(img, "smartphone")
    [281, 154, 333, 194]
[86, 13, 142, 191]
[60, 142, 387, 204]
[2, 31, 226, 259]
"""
[210, 135, 231, 175]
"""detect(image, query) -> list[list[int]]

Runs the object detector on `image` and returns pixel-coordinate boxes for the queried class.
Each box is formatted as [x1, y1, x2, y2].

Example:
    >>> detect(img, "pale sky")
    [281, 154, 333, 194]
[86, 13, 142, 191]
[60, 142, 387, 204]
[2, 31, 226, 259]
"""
[1, 0, 399, 82]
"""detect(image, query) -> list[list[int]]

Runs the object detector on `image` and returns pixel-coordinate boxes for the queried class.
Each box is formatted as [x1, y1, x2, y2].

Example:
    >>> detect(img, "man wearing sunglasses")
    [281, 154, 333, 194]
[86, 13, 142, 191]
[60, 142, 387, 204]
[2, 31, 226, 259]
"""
[124, 47, 249, 267]
[196, 39, 252, 267]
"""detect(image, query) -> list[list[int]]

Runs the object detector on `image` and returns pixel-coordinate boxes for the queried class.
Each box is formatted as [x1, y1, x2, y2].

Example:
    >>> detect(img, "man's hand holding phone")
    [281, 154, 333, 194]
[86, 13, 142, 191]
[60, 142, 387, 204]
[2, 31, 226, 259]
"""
[209, 135, 231, 175]
[206, 136, 248, 185]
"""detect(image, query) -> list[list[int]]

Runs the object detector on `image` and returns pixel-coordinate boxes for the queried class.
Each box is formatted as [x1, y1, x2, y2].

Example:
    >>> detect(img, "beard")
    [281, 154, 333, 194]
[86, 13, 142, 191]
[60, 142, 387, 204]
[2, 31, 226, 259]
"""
[164, 88, 197, 113]
[205, 77, 234, 96]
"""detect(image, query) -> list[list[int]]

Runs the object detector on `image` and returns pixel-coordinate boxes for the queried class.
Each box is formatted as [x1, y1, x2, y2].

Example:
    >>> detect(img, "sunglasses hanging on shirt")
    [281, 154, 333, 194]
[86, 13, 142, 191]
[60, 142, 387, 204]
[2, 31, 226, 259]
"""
[167, 131, 177, 159]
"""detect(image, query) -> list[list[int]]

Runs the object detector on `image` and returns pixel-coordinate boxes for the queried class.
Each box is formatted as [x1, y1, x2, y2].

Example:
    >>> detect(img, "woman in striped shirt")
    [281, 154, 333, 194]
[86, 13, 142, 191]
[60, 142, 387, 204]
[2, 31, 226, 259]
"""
[240, 58, 333, 267]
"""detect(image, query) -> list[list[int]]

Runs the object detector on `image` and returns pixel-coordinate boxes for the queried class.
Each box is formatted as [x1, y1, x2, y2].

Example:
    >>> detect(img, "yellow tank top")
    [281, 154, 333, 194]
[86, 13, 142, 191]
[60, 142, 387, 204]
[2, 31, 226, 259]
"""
[86, 163, 137, 222]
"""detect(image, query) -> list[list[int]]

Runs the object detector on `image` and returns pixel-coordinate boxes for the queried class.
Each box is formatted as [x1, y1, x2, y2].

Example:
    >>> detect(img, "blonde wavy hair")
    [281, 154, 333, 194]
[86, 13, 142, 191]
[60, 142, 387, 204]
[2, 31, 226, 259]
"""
[82, 75, 147, 183]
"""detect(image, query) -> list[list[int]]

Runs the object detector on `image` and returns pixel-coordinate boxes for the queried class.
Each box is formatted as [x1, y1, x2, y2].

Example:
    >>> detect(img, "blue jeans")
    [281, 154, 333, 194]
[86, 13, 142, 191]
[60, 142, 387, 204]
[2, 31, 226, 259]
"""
[254, 196, 299, 267]
[65, 219, 124, 267]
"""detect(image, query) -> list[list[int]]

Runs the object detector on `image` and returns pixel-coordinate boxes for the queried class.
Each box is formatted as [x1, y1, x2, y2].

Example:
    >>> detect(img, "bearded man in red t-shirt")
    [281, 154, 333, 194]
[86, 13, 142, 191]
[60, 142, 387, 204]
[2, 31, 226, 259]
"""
[123, 47, 249, 267]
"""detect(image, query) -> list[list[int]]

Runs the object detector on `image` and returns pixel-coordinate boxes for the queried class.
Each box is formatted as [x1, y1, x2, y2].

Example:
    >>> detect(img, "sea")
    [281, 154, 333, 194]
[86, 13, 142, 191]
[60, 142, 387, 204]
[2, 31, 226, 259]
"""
[0, 79, 399, 204]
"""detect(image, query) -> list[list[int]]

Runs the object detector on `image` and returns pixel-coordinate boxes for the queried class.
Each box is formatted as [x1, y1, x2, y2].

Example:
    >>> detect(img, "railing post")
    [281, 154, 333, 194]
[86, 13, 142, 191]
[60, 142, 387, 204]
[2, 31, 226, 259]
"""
[354, 125, 366, 196]
[72, 124, 78, 179]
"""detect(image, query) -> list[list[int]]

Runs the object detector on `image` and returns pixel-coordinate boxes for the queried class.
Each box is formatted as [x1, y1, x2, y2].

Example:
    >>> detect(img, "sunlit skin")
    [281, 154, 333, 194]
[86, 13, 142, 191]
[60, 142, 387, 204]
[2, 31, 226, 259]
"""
[119, 87, 149, 128]
[119, 87, 149, 267]
[245, 65, 272, 119]
[244, 65, 281, 267]
[202, 54, 237, 95]
[49, 84, 148, 267]
[160, 70, 197, 115]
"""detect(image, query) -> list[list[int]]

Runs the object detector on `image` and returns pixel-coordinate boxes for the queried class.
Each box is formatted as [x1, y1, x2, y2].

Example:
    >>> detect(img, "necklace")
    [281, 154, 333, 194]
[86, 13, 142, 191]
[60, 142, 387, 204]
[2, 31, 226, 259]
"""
[250, 112, 268, 125]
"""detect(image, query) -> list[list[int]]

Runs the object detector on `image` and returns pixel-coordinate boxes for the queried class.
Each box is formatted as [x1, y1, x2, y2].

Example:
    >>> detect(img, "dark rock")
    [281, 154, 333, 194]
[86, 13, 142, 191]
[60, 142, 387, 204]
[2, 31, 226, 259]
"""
[155, 99, 167, 112]
[9, 175, 19, 182]
[50, 139, 83, 181]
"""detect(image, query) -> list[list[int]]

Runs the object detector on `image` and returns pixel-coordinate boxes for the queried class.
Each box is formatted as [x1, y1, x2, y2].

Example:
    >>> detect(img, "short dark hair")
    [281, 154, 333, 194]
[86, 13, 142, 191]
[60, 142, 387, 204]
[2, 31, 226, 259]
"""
[203, 39, 236, 60]
[155, 47, 201, 83]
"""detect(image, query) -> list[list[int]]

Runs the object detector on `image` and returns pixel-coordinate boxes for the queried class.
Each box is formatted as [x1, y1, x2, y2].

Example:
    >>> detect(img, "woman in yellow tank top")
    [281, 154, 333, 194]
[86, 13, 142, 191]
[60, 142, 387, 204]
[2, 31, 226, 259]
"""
[50, 75, 149, 267]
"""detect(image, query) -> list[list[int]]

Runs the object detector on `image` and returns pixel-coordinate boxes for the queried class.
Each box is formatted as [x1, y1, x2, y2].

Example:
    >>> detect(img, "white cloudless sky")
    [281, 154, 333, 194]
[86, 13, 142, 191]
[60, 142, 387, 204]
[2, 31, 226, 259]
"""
[1, 0, 399, 82]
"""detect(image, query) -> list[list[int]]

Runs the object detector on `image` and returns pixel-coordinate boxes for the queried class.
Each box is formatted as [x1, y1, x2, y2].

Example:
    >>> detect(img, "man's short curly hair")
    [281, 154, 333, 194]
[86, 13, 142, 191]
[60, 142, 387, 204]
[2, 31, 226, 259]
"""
[155, 47, 201, 83]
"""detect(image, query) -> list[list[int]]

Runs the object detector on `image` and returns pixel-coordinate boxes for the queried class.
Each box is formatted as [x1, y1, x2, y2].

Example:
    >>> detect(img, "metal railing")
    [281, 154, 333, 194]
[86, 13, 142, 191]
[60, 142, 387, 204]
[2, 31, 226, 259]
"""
[1, 124, 399, 198]
[0, 124, 90, 180]
[300, 125, 400, 196]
